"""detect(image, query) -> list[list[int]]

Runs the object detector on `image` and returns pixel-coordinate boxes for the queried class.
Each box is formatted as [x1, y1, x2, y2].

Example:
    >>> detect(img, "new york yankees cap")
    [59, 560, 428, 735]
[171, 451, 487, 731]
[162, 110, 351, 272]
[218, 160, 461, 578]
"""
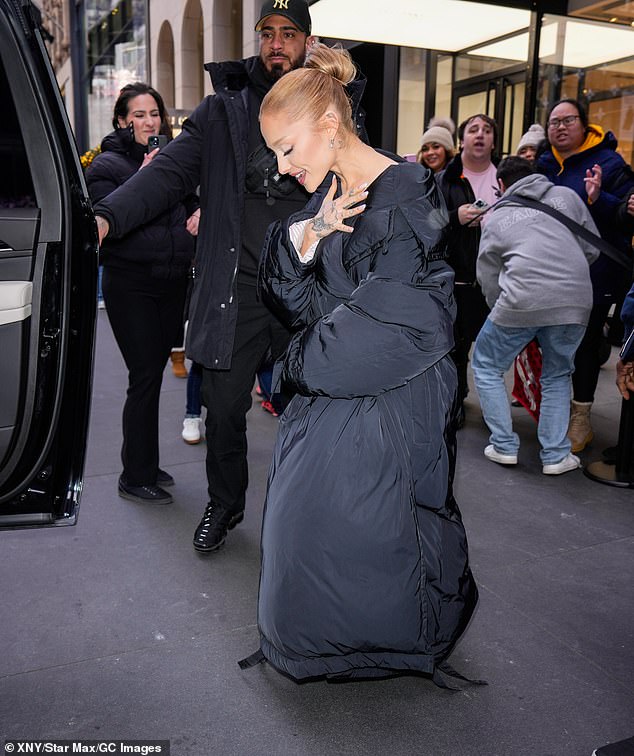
[255, 0, 312, 35]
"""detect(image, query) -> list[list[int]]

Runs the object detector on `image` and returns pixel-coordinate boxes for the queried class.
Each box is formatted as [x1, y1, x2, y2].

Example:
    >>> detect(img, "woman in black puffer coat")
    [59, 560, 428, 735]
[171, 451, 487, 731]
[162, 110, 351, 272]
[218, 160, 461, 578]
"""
[86, 83, 198, 504]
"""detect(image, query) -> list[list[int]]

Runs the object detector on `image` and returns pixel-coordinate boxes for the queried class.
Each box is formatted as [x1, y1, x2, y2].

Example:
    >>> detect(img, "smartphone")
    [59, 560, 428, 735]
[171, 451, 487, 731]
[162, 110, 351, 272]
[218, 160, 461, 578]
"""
[147, 134, 168, 151]
[472, 198, 488, 210]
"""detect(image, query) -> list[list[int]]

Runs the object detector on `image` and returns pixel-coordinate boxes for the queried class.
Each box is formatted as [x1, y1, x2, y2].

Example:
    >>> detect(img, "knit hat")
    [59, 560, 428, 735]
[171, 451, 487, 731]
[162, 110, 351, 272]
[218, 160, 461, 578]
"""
[420, 117, 455, 153]
[516, 123, 546, 154]
[255, 0, 312, 35]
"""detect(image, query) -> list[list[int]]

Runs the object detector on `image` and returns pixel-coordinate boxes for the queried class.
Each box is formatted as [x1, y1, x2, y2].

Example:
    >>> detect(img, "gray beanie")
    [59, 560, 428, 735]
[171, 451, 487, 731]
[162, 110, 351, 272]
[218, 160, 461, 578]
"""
[420, 117, 455, 153]
[517, 123, 545, 154]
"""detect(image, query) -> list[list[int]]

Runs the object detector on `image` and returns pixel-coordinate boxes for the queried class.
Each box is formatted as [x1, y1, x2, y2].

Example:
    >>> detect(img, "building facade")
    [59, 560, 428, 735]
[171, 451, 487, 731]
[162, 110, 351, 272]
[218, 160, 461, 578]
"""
[43, 0, 634, 164]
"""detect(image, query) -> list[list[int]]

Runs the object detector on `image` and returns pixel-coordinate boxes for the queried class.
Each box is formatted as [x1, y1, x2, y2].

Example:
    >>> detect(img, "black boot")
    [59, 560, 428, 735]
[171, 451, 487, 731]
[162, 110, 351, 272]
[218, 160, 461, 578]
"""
[193, 502, 244, 553]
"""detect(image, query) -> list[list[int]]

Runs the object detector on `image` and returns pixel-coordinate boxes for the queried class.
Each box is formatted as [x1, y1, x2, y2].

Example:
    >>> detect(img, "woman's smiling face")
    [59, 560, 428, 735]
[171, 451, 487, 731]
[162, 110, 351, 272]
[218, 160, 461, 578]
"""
[118, 93, 162, 147]
[260, 111, 335, 193]
[420, 142, 449, 172]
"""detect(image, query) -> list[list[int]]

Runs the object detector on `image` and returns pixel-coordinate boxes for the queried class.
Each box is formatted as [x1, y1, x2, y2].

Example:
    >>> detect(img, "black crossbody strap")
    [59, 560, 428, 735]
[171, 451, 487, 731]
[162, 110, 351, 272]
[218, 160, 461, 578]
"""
[494, 194, 632, 272]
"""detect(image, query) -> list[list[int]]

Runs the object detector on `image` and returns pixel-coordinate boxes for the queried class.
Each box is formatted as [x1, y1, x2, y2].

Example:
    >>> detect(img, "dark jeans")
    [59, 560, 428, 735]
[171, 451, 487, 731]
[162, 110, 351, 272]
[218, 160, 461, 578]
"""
[200, 283, 290, 513]
[186, 361, 203, 416]
[572, 297, 614, 403]
[452, 283, 490, 402]
[103, 266, 187, 486]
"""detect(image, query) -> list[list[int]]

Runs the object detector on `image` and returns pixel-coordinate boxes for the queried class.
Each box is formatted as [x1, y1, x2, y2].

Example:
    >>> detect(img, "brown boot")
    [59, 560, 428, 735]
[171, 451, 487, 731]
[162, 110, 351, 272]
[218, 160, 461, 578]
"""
[170, 350, 188, 378]
[567, 400, 593, 453]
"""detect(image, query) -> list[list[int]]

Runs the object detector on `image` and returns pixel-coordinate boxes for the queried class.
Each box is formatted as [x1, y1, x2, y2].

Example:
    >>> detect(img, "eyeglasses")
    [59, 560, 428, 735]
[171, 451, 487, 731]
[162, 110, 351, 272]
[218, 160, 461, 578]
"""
[547, 115, 581, 129]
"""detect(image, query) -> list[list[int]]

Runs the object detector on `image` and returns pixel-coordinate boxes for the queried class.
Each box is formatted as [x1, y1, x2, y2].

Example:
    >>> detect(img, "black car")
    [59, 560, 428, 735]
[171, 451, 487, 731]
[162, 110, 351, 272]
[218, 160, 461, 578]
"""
[0, 0, 97, 528]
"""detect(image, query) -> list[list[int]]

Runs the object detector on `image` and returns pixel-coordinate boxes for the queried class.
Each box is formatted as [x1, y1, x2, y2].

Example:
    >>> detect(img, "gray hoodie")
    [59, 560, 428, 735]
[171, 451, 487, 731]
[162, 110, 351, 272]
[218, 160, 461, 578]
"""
[477, 173, 599, 328]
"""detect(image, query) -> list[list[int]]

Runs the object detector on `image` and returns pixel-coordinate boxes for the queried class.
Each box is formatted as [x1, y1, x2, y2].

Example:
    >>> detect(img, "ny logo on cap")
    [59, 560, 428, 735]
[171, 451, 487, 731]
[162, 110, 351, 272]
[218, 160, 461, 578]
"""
[273, 0, 290, 8]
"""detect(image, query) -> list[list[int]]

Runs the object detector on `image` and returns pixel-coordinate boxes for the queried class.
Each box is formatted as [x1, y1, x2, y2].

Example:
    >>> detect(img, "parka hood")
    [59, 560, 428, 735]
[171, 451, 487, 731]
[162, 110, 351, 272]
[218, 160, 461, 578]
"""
[204, 57, 258, 94]
[204, 55, 367, 117]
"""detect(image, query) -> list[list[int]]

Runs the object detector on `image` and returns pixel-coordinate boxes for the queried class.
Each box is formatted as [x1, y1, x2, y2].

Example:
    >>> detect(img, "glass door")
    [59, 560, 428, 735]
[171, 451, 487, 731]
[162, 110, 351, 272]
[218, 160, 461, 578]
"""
[452, 69, 526, 157]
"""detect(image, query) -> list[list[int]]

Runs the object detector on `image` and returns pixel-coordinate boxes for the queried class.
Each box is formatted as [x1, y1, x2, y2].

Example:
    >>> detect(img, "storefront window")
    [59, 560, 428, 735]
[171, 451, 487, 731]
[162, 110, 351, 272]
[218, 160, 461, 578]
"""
[455, 50, 519, 82]
[85, 0, 147, 149]
[537, 14, 634, 165]
[397, 47, 425, 158]
[435, 55, 453, 121]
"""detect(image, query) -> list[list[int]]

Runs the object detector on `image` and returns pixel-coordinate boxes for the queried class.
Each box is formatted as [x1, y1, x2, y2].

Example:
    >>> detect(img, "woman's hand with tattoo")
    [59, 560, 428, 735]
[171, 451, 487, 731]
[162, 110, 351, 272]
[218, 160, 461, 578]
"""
[301, 177, 368, 256]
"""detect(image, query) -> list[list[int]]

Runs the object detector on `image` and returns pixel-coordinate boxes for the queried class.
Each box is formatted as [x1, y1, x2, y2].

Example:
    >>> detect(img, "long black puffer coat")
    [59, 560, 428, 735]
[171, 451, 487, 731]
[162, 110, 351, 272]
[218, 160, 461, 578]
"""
[255, 161, 478, 681]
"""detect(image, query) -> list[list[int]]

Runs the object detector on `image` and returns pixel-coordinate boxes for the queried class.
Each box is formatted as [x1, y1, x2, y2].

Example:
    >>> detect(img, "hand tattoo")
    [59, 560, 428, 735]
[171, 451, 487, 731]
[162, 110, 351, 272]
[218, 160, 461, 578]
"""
[312, 216, 334, 236]
[312, 202, 340, 238]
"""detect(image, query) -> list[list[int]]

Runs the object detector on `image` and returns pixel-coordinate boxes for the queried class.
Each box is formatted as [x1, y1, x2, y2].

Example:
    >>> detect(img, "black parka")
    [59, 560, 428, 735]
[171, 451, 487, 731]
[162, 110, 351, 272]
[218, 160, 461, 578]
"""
[86, 129, 196, 279]
[437, 152, 497, 284]
[255, 162, 478, 680]
[94, 57, 367, 369]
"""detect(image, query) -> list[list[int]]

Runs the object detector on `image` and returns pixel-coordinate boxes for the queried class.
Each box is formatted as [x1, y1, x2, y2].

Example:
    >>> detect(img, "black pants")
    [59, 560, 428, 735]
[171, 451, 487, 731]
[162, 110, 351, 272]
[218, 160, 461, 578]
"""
[572, 297, 614, 403]
[200, 282, 290, 513]
[452, 283, 490, 402]
[103, 266, 187, 486]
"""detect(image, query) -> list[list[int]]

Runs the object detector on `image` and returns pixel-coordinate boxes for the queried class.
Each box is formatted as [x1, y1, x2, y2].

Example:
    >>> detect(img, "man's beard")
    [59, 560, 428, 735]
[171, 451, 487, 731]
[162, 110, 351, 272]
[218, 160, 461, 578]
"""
[262, 51, 307, 82]
[267, 62, 286, 81]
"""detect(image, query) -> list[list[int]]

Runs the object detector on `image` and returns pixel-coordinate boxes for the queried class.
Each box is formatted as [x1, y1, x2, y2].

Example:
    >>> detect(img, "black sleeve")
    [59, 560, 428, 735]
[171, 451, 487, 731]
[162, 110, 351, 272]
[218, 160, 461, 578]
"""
[94, 99, 210, 237]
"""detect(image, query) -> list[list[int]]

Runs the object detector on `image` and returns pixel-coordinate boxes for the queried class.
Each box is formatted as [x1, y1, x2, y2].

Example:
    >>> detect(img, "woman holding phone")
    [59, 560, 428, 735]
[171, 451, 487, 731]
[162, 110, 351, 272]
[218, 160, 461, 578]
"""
[86, 83, 199, 504]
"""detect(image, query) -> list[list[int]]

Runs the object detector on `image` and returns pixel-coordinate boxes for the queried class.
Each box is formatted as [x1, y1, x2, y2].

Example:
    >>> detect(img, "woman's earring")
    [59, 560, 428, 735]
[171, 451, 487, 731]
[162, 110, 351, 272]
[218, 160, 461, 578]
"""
[329, 137, 335, 149]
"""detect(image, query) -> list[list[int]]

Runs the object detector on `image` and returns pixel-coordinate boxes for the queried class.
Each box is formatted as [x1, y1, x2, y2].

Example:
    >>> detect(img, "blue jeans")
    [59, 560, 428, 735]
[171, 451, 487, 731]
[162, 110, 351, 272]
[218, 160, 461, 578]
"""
[472, 319, 586, 464]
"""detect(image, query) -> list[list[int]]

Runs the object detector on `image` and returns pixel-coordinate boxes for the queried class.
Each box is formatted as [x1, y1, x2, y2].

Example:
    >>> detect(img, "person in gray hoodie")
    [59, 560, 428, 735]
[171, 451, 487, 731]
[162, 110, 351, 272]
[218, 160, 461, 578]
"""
[472, 156, 599, 475]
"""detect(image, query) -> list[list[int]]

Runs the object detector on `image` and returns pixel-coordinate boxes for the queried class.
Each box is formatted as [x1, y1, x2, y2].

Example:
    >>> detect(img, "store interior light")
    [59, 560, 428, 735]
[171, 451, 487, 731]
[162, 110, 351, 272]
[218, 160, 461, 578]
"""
[310, 0, 634, 70]
[309, 0, 530, 51]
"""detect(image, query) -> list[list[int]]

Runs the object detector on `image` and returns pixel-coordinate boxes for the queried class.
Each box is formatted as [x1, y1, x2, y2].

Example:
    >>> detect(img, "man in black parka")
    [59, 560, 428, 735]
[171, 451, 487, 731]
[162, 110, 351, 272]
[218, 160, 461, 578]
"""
[437, 115, 498, 427]
[94, 0, 367, 553]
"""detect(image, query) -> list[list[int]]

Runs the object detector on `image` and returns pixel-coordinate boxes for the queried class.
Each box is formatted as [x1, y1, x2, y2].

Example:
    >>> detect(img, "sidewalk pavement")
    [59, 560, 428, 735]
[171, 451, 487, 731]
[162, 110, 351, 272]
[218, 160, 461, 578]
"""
[0, 311, 632, 755]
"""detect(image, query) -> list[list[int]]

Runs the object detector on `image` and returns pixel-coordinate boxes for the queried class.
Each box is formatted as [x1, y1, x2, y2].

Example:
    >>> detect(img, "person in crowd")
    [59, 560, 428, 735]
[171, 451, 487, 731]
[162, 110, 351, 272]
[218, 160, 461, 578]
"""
[182, 361, 204, 443]
[86, 83, 198, 504]
[472, 156, 599, 474]
[169, 347, 188, 378]
[245, 43, 477, 684]
[617, 286, 634, 400]
[616, 192, 634, 399]
[93, 0, 368, 553]
[536, 98, 634, 452]
[437, 114, 498, 426]
[416, 117, 455, 173]
[515, 123, 545, 162]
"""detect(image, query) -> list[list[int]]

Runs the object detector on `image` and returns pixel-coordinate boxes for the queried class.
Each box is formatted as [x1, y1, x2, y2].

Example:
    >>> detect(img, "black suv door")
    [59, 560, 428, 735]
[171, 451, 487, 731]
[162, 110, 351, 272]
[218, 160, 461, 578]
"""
[0, 0, 97, 528]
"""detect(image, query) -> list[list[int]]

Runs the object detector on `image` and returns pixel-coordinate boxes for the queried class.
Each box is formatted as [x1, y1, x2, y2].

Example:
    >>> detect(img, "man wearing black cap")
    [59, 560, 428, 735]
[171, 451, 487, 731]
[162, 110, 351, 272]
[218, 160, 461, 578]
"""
[93, 0, 367, 553]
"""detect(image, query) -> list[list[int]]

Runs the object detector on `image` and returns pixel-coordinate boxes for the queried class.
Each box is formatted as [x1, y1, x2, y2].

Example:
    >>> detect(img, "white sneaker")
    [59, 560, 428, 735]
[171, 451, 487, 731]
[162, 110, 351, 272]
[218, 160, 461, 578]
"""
[484, 444, 518, 465]
[182, 417, 202, 444]
[543, 453, 581, 475]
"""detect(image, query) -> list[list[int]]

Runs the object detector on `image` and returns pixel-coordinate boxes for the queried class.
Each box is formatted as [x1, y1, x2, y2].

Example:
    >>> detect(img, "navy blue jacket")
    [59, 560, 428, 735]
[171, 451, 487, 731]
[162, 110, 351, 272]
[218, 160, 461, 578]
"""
[537, 129, 634, 299]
